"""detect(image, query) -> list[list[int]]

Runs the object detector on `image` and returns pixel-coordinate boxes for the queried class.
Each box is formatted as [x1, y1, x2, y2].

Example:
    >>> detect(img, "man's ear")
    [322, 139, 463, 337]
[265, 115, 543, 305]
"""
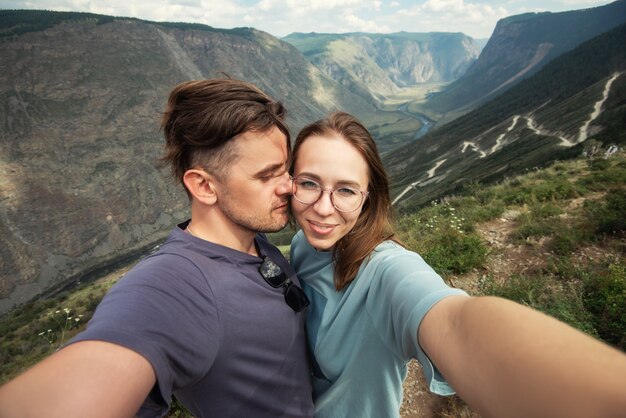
[183, 169, 218, 205]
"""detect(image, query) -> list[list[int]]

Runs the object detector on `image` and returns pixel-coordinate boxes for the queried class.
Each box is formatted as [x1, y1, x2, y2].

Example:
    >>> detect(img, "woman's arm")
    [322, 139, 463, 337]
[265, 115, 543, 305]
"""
[419, 295, 626, 418]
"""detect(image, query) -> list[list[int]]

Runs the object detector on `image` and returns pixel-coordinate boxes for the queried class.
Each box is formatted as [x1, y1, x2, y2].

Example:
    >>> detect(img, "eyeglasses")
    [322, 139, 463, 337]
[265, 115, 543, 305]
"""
[291, 176, 369, 212]
[258, 256, 309, 312]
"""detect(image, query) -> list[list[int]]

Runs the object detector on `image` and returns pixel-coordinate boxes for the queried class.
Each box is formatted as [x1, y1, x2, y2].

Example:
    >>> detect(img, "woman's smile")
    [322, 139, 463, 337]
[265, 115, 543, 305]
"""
[307, 219, 338, 235]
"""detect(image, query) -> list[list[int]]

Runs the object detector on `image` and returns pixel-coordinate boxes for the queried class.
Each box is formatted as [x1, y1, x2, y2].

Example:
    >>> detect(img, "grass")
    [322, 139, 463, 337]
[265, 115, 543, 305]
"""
[395, 150, 625, 352]
[0, 268, 124, 383]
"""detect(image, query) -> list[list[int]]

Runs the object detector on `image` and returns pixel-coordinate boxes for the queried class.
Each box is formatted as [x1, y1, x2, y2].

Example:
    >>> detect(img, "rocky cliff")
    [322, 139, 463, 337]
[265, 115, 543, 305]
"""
[0, 10, 380, 314]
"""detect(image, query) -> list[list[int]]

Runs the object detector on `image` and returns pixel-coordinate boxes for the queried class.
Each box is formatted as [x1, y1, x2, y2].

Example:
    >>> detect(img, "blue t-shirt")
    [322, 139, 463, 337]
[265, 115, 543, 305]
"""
[70, 222, 313, 418]
[290, 230, 467, 418]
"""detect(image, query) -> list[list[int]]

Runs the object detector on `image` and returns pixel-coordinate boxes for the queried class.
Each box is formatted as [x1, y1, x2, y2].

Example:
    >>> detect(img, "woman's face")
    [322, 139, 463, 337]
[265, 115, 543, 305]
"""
[291, 134, 369, 251]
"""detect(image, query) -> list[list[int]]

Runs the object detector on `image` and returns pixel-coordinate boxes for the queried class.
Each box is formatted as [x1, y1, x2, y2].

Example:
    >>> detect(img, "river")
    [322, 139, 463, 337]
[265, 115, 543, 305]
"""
[397, 103, 434, 139]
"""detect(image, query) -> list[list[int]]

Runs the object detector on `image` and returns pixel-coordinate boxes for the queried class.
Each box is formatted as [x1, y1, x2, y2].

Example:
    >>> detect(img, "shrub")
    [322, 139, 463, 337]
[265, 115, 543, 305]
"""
[576, 165, 626, 191]
[420, 230, 488, 275]
[584, 188, 626, 235]
[547, 228, 585, 255]
[588, 157, 610, 171]
[582, 261, 626, 350]
[479, 273, 597, 336]
[531, 202, 562, 219]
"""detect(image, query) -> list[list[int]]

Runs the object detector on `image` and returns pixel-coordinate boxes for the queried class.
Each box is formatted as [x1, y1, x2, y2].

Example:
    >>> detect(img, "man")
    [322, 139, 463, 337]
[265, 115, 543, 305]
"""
[0, 78, 314, 417]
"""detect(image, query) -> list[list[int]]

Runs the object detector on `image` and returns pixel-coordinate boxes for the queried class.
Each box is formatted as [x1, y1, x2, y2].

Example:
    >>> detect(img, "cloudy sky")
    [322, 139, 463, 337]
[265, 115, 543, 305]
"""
[1, 0, 615, 39]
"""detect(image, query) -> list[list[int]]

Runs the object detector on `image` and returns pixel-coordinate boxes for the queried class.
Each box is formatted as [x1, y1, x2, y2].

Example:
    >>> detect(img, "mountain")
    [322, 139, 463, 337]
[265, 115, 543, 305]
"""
[283, 32, 480, 103]
[385, 22, 626, 211]
[0, 10, 394, 314]
[427, 0, 626, 115]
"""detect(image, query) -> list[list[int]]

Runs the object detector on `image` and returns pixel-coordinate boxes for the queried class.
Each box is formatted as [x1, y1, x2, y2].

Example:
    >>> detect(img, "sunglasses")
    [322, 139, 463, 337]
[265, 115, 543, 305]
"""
[258, 256, 310, 312]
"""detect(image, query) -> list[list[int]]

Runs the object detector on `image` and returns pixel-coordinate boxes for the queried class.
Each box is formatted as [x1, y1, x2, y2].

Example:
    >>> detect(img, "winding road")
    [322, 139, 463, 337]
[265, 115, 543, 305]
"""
[392, 72, 623, 206]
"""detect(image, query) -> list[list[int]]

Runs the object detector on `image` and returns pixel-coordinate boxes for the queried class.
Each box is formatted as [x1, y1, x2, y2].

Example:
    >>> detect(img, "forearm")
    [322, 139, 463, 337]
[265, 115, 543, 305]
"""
[0, 341, 155, 418]
[420, 296, 626, 418]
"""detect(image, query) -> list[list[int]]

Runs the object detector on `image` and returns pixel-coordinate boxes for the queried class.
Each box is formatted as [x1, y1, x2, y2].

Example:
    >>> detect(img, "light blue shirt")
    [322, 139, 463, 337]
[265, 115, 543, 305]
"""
[290, 230, 467, 418]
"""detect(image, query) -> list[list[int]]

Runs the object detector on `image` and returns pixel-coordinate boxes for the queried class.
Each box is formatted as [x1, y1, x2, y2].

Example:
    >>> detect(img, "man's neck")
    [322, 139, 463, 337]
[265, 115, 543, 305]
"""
[185, 217, 258, 257]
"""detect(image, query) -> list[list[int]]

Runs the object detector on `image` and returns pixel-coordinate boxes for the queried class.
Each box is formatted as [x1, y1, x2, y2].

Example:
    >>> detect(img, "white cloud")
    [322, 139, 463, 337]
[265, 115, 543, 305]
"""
[393, 0, 509, 37]
[345, 13, 391, 32]
[2, 0, 609, 39]
[422, 0, 463, 13]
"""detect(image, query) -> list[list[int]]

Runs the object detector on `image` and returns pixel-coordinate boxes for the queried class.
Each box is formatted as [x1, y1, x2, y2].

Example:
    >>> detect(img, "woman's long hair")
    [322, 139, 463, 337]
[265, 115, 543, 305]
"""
[291, 112, 399, 291]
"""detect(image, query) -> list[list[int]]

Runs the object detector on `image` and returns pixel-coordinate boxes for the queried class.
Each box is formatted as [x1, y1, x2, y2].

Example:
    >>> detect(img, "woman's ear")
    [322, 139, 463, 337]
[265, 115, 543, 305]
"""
[183, 169, 218, 205]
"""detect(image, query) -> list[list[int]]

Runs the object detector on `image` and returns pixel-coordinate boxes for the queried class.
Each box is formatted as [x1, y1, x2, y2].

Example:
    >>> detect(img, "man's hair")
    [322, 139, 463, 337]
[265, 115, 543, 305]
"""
[291, 112, 400, 291]
[160, 78, 289, 194]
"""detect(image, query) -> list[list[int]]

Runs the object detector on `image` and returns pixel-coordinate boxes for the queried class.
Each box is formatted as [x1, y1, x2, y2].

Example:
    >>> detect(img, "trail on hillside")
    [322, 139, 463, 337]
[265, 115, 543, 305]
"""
[461, 72, 622, 155]
[576, 72, 621, 144]
[392, 158, 447, 205]
[393, 72, 622, 206]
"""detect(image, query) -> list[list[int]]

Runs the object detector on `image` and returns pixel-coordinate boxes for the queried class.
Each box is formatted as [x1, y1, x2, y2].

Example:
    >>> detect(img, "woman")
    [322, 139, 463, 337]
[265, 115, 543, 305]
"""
[289, 112, 626, 418]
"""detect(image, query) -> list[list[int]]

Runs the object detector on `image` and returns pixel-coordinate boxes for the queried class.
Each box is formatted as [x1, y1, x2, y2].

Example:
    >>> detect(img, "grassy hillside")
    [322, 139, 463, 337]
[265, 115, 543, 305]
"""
[1, 150, 623, 417]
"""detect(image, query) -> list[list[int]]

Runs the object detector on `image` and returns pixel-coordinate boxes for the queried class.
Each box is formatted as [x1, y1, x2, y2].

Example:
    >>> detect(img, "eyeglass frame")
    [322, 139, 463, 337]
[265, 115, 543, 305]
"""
[258, 256, 310, 312]
[290, 176, 369, 213]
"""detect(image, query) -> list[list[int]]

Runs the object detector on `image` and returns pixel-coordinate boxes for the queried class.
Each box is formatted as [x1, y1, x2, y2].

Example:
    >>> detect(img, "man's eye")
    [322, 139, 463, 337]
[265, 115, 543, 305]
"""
[260, 170, 285, 181]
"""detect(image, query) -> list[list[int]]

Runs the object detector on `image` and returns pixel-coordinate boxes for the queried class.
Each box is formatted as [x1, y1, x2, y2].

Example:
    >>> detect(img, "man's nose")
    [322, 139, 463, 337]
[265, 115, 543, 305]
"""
[276, 171, 292, 195]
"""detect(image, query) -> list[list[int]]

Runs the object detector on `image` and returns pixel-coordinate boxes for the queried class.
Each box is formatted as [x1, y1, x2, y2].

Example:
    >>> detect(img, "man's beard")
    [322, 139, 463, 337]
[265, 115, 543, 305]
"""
[218, 196, 289, 234]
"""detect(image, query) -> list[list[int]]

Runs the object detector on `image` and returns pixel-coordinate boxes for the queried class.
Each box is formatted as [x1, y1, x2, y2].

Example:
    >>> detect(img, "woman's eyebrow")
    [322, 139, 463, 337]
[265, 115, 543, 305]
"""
[296, 172, 362, 187]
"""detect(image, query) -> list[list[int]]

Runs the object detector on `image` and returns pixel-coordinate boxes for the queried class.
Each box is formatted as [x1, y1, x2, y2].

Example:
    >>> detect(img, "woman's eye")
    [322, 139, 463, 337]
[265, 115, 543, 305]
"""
[337, 187, 358, 196]
[298, 180, 319, 189]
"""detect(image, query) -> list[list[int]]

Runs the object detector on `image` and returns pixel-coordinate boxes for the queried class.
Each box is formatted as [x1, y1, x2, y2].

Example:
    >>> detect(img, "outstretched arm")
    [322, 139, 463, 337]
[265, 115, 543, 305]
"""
[0, 340, 155, 418]
[419, 295, 626, 418]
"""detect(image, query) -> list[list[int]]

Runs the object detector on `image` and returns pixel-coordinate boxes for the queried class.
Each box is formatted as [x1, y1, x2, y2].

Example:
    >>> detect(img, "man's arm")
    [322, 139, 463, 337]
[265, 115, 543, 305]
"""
[0, 340, 156, 418]
[419, 295, 626, 418]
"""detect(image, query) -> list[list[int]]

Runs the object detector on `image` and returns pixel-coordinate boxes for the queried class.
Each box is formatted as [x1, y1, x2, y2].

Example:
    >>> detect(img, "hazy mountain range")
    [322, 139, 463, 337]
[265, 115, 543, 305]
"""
[283, 31, 481, 103]
[0, 1, 625, 314]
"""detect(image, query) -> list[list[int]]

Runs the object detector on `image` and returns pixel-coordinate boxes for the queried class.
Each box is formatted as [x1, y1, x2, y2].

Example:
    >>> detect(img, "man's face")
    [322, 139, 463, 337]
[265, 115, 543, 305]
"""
[214, 126, 291, 235]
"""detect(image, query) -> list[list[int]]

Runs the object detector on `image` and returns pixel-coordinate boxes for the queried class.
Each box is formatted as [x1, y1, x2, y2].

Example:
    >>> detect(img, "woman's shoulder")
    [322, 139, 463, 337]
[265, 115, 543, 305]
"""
[371, 240, 415, 261]
[367, 240, 435, 275]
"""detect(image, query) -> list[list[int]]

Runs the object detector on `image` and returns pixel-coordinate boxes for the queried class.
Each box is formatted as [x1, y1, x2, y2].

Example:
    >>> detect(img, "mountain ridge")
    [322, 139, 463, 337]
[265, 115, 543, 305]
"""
[427, 0, 626, 115]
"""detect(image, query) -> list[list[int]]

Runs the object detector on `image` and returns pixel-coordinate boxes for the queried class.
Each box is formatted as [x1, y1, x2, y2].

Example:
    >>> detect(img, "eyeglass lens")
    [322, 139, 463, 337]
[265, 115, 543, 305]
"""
[292, 177, 363, 212]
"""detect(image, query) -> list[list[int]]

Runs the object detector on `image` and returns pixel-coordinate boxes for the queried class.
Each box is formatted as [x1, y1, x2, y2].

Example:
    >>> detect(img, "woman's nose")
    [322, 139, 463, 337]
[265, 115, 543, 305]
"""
[313, 190, 335, 216]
